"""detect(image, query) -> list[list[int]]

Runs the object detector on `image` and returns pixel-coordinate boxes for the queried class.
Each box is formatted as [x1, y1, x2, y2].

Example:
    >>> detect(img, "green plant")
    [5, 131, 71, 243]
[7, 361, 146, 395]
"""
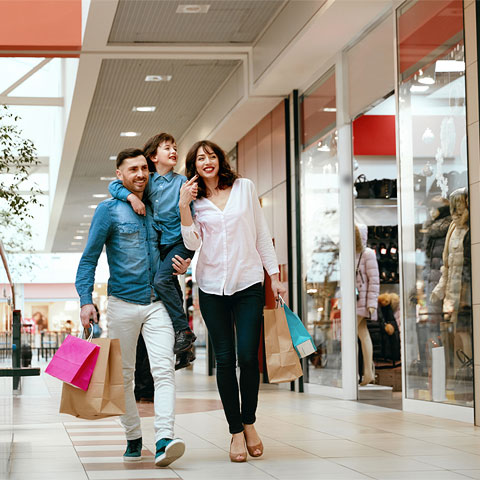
[0, 104, 42, 220]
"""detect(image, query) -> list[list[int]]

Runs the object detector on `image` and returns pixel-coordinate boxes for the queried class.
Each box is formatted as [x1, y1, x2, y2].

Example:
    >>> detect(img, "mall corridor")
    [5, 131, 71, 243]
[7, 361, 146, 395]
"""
[5, 353, 480, 480]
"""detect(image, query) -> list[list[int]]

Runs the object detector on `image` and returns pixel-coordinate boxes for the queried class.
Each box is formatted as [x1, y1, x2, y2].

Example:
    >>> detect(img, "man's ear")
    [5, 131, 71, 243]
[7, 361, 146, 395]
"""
[116, 169, 122, 180]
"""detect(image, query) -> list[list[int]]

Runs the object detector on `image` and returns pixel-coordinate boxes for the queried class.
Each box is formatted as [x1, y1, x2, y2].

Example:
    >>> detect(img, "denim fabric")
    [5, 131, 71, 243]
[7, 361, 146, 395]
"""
[155, 240, 196, 332]
[109, 171, 194, 245]
[76, 199, 160, 306]
[199, 283, 264, 434]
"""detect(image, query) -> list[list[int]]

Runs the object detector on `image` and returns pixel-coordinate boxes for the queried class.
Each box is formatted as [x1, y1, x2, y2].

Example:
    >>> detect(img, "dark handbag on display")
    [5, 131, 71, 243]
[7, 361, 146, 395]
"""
[354, 174, 374, 198]
[373, 178, 396, 199]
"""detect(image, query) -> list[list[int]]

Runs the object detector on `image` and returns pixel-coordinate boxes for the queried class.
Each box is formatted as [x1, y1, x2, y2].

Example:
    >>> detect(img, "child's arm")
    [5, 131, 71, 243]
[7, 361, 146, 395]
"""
[109, 179, 146, 216]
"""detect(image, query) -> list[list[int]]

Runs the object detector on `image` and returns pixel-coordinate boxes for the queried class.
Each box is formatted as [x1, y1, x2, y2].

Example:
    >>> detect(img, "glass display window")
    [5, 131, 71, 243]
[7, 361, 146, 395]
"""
[300, 69, 342, 387]
[397, 0, 472, 406]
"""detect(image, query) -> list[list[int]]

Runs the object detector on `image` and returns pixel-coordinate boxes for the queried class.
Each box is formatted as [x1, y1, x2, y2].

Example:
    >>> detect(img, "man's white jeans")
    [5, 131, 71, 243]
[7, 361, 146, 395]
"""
[107, 296, 175, 442]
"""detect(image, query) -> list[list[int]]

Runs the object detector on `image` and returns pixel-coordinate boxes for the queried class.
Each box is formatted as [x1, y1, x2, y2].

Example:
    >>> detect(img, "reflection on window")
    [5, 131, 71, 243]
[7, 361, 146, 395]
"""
[301, 130, 342, 387]
[397, 0, 472, 406]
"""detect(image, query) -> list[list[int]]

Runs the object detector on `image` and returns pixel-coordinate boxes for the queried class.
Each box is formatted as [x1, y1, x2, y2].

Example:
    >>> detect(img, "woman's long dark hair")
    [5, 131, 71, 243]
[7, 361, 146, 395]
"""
[185, 140, 238, 199]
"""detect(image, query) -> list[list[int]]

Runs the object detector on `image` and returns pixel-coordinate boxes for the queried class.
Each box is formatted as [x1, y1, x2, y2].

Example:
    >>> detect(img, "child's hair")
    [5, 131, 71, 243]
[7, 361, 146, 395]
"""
[143, 133, 176, 173]
[185, 140, 238, 199]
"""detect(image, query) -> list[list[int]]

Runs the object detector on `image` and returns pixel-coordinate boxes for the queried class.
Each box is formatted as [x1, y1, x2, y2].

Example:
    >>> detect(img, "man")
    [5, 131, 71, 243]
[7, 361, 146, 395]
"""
[75, 148, 189, 467]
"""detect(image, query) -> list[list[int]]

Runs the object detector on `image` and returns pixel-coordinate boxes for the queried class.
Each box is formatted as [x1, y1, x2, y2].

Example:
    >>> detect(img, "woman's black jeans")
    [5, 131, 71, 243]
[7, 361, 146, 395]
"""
[199, 283, 264, 434]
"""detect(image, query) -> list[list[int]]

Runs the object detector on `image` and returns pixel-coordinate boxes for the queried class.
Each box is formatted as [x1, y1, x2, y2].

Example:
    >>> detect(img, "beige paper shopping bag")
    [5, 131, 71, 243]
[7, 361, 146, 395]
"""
[60, 338, 125, 420]
[264, 306, 303, 383]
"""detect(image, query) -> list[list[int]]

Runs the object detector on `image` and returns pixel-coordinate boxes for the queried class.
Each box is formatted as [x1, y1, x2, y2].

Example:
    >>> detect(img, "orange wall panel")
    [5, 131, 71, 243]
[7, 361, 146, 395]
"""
[0, 0, 81, 55]
[256, 113, 273, 196]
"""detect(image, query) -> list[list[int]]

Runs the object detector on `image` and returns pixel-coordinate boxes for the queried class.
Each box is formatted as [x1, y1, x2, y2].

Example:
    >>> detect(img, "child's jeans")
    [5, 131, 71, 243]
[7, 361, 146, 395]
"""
[154, 240, 196, 332]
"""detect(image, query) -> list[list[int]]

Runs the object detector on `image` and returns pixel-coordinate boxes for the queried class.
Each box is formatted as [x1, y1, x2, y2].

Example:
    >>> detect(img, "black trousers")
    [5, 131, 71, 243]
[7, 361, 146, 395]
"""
[199, 283, 264, 434]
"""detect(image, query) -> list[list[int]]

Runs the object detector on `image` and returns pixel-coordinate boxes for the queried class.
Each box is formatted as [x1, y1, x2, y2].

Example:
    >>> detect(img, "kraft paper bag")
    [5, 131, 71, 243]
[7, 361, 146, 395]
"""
[60, 338, 126, 420]
[45, 334, 100, 391]
[264, 306, 303, 383]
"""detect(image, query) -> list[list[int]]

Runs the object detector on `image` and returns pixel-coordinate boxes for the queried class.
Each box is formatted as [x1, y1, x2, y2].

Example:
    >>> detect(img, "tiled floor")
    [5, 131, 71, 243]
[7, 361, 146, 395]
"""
[4, 352, 480, 480]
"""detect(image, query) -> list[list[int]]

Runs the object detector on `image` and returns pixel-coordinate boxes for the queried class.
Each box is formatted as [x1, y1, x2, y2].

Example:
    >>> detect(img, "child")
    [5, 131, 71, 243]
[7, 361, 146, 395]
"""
[109, 133, 197, 365]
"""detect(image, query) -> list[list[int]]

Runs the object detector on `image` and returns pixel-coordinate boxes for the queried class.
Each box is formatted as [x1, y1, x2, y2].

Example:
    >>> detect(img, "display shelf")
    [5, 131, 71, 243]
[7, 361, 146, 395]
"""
[355, 198, 398, 207]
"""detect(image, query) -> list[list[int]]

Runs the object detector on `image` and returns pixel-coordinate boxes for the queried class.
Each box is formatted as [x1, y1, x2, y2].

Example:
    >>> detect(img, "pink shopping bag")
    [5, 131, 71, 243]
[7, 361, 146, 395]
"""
[45, 334, 100, 391]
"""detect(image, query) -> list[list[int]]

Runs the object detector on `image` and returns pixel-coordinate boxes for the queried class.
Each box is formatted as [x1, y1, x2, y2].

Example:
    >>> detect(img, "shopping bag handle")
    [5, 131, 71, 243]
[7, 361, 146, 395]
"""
[276, 295, 285, 307]
[79, 324, 94, 342]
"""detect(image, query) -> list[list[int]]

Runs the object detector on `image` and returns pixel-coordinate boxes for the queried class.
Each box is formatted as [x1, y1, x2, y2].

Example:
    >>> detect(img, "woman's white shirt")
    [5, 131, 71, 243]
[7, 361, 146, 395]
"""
[181, 178, 279, 295]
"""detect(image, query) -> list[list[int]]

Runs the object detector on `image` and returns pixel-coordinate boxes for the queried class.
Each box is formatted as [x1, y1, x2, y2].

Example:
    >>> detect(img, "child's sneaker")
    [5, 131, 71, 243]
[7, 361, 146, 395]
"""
[173, 329, 197, 354]
[123, 437, 142, 462]
[175, 348, 196, 370]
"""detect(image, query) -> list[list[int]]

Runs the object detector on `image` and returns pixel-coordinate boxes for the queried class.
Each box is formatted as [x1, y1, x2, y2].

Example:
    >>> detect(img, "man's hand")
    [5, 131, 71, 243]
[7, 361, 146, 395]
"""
[172, 255, 191, 275]
[127, 193, 146, 216]
[80, 304, 97, 329]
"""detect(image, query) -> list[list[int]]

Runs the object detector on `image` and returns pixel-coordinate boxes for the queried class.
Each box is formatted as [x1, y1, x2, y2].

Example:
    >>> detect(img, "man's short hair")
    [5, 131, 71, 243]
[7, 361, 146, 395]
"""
[116, 148, 145, 168]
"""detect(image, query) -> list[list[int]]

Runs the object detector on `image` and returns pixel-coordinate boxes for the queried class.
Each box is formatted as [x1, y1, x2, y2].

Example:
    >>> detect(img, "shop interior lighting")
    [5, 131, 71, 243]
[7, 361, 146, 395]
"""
[120, 131, 141, 137]
[73, 236, 84, 240]
[410, 85, 429, 93]
[92, 194, 108, 198]
[100, 177, 116, 181]
[145, 75, 172, 82]
[418, 76, 435, 85]
[176, 4, 210, 13]
[132, 106, 156, 112]
[435, 60, 465, 72]
[109, 156, 116, 161]
[323, 107, 336, 112]
[317, 141, 331, 152]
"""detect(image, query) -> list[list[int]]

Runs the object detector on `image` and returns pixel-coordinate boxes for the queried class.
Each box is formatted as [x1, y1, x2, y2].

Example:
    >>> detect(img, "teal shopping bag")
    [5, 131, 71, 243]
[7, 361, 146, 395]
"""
[280, 297, 316, 359]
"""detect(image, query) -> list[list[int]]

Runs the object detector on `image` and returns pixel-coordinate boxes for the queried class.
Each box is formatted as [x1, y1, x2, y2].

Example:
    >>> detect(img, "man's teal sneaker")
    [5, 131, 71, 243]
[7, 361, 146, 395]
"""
[155, 437, 185, 467]
[123, 437, 142, 462]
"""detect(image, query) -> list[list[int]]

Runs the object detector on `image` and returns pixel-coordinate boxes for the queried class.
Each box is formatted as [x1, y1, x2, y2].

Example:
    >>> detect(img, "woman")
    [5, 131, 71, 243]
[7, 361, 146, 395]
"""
[179, 140, 286, 463]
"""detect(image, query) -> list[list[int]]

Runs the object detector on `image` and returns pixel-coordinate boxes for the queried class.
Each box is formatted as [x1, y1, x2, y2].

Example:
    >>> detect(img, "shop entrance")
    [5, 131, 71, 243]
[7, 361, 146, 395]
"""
[352, 94, 402, 409]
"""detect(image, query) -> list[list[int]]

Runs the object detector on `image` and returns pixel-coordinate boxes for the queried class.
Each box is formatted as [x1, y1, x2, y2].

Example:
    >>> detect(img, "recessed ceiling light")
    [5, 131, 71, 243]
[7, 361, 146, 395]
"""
[109, 156, 117, 161]
[145, 75, 172, 82]
[418, 76, 435, 85]
[410, 85, 429, 93]
[71, 241, 81, 246]
[176, 4, 210, 14]
[80, 222, 90, 226]
[435, 60, 465, 73]
[92, 194, 108, 198]
[323, 107, 336, 112]
[132, 106, 156, 112]
[77, 229, 88, 234]
[83, 214, 93, 218]
[88, 204, 98, 209]
[73, 236, 84, 240]
[120, 131, 141, 137]
[100, 177, 116, 181]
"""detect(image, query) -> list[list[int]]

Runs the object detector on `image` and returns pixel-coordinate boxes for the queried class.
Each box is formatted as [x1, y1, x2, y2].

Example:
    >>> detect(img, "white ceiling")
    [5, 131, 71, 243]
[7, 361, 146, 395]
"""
[46, 0, 394, 252]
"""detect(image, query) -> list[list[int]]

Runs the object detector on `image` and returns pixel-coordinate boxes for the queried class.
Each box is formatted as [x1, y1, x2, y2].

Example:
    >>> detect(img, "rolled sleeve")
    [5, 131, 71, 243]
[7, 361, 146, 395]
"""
[181, 222, 202, 251]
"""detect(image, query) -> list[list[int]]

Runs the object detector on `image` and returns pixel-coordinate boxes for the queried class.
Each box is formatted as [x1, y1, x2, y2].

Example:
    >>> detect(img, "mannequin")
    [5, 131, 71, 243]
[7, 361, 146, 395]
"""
[431, 188, 470, 321]
[431, 188, 472, 372]
[355, 224, 380, 385]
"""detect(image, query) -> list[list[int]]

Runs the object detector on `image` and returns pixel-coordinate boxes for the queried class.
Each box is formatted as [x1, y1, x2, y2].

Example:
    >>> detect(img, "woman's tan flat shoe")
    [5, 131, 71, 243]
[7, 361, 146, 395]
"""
[229, 438, 247, 463]
[246, 441, 263, 458]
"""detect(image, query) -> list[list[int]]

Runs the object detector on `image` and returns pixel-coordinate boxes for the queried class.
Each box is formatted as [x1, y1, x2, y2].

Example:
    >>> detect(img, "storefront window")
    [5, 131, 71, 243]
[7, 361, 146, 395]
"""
[300, 70, 342, 387]
[397, 0, 472, 406]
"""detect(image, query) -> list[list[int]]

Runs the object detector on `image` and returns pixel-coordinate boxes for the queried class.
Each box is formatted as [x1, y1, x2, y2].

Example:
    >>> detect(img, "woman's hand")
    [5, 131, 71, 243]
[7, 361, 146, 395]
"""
[270, 274, 287, 300]
[179, 175, 198, 208]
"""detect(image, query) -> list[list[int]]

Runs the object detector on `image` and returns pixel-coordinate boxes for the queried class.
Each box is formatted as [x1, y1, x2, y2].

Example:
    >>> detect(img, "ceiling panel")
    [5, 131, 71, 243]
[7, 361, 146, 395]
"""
[108, 0, 286, 44]
[52, 58, 241, 251]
